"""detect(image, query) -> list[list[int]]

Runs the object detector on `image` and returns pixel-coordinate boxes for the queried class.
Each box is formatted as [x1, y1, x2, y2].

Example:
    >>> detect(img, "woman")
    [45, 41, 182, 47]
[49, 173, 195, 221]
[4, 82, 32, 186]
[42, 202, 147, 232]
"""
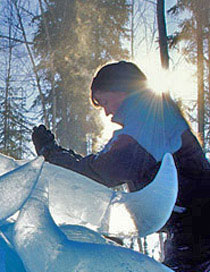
[32, 61, 210, 272]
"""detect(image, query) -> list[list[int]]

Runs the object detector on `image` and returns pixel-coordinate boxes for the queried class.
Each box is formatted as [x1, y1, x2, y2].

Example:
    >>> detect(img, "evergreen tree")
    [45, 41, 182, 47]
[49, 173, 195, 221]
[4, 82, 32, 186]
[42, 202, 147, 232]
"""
[0, 0, 33, 159]
[168, 0, 210, 152]
[33, 0, 130, 154]
[0, 86, 30, 159]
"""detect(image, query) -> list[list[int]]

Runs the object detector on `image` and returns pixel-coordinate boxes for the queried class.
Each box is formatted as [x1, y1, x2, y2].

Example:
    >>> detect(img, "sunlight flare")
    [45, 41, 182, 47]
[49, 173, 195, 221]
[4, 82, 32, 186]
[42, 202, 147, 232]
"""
[108, 203, 136, 237]
[147, 68, 170, 95]
[147, 67, 196, 100]
[136, 53, 197, 100]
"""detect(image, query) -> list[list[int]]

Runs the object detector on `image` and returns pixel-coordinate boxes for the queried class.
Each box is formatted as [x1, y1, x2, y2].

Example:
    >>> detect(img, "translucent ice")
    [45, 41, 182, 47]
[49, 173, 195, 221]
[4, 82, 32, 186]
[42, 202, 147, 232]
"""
[48, 153, 178, 237]
[13, 158, 174, 272]
[0, 153, 177, 271]
[0, 153, 20, 175]
[0, 153, 177, 238]
[0, 155, 44, 272]
[0, 232, 26, 272]
[117, 153, 178, 237]
[0, 156, 44, 221]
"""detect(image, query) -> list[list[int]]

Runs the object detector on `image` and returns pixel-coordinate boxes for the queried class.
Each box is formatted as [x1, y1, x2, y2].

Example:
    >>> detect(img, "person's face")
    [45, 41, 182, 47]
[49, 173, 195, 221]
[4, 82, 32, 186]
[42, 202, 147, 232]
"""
[94, 91, 128, 121]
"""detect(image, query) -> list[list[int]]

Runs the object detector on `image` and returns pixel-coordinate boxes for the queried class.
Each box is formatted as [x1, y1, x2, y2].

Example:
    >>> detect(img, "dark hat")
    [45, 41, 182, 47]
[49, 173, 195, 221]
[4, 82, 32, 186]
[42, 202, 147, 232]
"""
[91, 61, 147, 93]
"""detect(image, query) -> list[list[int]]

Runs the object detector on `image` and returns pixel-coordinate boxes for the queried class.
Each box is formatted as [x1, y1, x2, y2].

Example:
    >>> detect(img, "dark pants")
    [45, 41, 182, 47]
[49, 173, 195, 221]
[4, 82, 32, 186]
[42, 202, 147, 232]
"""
[163, 203, 210, 272]
[163, 226, 210, 272]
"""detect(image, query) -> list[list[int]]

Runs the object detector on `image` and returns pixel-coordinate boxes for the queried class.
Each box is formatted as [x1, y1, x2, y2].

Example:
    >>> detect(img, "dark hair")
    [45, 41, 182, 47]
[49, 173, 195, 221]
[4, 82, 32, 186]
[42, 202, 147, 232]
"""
[91, 61, 147, 106]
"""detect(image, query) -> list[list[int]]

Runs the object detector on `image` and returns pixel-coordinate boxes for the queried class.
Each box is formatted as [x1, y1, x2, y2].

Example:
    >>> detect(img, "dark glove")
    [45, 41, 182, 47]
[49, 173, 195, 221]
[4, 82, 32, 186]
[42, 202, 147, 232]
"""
[32, 125, 57, 158]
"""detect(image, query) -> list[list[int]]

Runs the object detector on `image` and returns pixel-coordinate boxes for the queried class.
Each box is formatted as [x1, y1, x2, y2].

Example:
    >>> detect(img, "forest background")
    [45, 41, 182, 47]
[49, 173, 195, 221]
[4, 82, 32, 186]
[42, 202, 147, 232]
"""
[0, 0, 210, 260]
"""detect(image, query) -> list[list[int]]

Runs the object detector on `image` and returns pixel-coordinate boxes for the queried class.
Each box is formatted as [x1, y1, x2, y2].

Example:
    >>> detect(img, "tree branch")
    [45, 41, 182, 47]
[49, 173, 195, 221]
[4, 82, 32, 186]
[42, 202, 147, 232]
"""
[0, 34, 34, 45]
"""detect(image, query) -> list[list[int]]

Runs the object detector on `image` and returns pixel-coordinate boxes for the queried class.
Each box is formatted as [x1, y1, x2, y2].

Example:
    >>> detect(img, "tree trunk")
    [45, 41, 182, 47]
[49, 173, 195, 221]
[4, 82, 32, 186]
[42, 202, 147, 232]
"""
[143, 237, 149, 255]
[130, 0, 134, 60]
[4, 15, 13, 153]
[208, 28, 210, 148]
[157, 0, 169, 69]
[38, 0, 57, 133]
[13, 1, 48, 127]
[156, 0, 169, 261]
[159, 232, 165, 262]
[195, 7, 205, 147]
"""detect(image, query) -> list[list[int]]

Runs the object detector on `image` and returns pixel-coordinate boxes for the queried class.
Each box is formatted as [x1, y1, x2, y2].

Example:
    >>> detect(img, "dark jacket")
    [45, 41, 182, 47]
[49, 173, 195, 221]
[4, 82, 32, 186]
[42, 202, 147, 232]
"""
[47, 91, 210, 203]
[46, 91, 210, 266]
[46, 128, 210, 204]
[47, 128, 210, 266]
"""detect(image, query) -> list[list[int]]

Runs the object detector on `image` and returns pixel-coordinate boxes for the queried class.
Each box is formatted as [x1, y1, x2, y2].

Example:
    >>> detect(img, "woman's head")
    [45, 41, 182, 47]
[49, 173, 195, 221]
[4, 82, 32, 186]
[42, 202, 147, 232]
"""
[91, 61, 147, 107]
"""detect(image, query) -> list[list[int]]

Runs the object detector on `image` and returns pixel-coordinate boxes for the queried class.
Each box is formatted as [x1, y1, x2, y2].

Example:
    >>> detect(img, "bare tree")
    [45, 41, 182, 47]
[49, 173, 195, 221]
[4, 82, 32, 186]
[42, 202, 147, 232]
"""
[132, 0, 157, 59]
[3, 3, 13, 153]
[196, 16, 205, 146]
[157, 0, 169, 69]
[37, 0, 57, 132]
[0, 0, 33, 158]
[156, 0, 170, 261]
[12, 0, 48, 126]
[208, 29, 210, 117]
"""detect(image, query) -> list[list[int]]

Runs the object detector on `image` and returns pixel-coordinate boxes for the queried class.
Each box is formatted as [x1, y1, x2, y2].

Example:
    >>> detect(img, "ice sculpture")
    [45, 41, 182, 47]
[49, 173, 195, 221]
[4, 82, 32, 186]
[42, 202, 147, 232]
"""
[0, 152, 177, 238]
[48, 153, 178, 237]
[0, 155, 44, 272]
[0, 153, 177, 271]
[13, 156, 173, 272]
[0, 156, 44, 221]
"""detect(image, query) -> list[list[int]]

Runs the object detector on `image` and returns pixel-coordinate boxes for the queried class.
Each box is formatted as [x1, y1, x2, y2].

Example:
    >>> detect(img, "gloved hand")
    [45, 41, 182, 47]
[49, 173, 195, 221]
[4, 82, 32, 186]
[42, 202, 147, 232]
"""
[32, 125, 57, 158]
